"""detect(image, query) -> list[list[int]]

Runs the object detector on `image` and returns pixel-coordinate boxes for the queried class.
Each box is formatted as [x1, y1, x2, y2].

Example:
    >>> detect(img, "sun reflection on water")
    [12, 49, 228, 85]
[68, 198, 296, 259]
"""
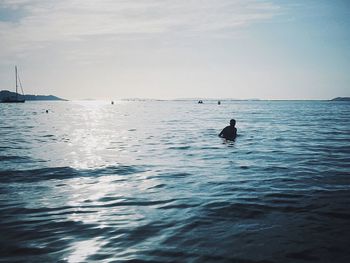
[67, 100, 125, 169]
[66, 238, 106, 263]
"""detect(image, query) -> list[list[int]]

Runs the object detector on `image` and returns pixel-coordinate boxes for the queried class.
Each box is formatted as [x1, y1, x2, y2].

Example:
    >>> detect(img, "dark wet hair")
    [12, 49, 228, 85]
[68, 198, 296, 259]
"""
[230, 119, 236, 126]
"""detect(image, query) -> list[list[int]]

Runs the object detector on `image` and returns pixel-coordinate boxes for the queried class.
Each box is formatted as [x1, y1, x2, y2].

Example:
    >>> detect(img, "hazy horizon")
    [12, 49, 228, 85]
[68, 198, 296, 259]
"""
[1, 89, 347, 101]
[1, 0, 349, 100]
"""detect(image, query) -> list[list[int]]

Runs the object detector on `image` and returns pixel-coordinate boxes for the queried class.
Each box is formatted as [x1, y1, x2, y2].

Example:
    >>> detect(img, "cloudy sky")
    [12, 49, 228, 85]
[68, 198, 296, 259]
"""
[0, 0, 349, 100]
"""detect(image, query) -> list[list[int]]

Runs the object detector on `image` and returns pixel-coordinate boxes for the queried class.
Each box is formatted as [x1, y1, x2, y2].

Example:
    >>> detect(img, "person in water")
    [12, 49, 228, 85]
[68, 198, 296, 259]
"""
[219, 119, 237, 140]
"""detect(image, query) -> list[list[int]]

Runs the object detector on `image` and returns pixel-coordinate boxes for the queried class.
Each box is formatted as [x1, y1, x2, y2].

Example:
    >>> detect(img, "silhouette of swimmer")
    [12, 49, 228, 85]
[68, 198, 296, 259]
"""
[219, 119, 237, 140]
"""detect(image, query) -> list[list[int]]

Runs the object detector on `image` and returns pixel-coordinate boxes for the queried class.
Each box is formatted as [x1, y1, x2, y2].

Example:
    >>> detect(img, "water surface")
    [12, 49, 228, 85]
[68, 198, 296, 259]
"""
[0, 100, 349, 262]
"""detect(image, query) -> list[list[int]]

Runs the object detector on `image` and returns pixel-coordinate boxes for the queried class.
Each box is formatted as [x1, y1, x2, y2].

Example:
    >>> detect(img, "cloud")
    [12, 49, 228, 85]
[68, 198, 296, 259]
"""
[0, 0, 280, 58]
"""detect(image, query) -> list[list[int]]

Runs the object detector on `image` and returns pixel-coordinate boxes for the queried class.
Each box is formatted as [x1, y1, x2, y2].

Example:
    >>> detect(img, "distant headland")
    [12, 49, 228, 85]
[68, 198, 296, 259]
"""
[331, 97, 350, 101]
[0, 90, 67, 101]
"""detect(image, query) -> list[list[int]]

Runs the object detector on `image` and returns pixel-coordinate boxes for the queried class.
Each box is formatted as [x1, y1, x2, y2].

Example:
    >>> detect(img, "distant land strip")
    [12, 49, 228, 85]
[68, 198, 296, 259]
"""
[0, 90, 67, 101]
[331, 97, 350, 101]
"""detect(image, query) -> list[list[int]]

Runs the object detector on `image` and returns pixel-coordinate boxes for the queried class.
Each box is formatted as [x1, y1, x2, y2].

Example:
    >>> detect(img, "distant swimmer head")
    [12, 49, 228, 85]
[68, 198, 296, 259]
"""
[46, 110, 48, 113]
[230, 119, 236, 126]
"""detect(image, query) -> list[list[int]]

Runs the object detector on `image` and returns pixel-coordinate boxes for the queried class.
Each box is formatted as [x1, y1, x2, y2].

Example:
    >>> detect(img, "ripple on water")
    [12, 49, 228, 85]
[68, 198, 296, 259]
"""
[0, 165, 147, 183]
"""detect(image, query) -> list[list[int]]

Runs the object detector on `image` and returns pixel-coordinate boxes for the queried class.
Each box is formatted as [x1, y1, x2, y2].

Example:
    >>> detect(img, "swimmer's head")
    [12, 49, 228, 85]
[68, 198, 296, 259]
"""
[230, 119, 236, 126]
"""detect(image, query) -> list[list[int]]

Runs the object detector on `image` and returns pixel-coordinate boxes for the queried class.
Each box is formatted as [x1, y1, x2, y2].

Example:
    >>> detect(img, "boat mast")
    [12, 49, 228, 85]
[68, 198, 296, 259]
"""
[15, 66, 18, 99]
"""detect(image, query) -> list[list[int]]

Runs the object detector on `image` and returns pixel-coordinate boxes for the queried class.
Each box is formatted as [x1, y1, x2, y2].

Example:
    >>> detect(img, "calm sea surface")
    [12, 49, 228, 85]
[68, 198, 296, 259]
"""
[0, 100, 349, 262]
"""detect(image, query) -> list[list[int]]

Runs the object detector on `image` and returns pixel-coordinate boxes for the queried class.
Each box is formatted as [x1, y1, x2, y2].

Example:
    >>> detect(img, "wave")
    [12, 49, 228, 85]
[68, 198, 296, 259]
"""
[0, 165, 147, 183]
[0, 155, 31, 161]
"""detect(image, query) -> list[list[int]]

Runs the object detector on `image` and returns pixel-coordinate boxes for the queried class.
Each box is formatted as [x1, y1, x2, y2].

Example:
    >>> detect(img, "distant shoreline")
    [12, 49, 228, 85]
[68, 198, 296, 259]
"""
[330, 97, 350, 101]
[0, 90, 67, 101]
[1, 90, 348, 102]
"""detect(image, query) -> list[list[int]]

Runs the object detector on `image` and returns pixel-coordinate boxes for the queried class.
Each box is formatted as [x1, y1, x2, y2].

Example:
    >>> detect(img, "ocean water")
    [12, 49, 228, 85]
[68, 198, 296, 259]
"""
[0, 100, 349, 263]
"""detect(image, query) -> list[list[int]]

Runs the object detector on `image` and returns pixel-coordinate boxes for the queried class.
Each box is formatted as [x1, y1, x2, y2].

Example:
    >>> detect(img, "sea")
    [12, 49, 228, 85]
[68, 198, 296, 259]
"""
[0, 100, 349, 263]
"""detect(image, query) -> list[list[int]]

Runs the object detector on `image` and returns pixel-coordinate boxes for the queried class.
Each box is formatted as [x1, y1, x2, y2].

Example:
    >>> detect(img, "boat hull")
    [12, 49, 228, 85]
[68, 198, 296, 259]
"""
[1, 98, 25, 103]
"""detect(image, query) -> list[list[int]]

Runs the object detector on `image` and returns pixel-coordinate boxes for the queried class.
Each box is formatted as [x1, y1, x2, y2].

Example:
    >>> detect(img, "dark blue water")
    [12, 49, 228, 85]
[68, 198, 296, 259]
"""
[1, 100, 349, 262]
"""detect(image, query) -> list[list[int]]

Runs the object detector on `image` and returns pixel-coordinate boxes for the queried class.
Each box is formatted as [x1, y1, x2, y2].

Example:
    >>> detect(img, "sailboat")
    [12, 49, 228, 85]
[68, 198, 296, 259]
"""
[1, 66, 25, 103]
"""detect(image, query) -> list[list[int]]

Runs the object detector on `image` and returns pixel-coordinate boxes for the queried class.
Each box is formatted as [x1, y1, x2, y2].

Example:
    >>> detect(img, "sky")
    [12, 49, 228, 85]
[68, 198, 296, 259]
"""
[0, 0, 349, 100]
